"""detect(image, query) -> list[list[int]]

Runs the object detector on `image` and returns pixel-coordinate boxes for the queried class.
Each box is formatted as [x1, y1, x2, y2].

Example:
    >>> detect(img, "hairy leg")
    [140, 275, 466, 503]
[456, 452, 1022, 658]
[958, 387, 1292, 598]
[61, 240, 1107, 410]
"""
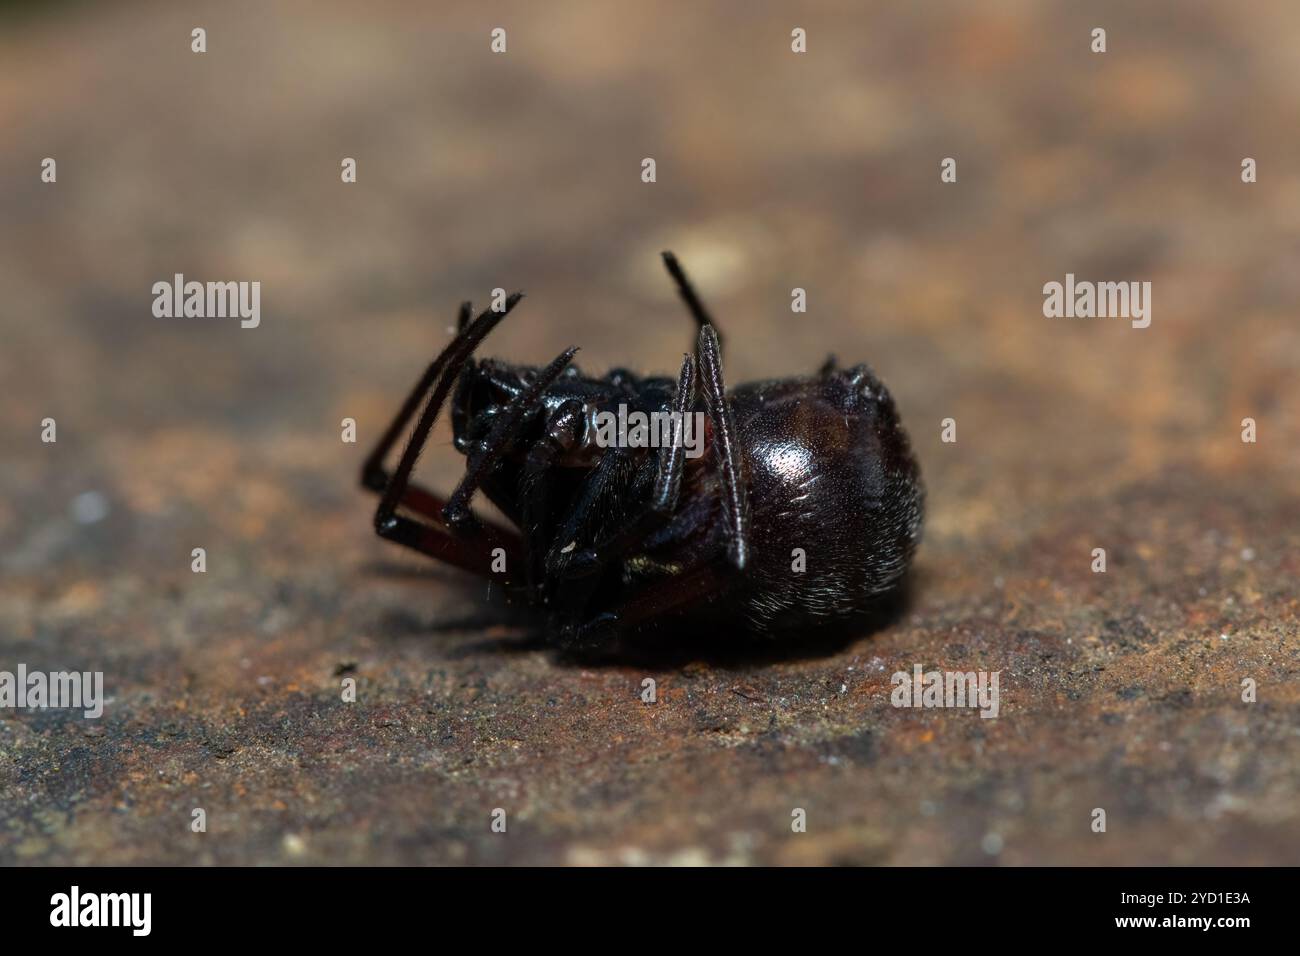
[695, 324, 750, 570]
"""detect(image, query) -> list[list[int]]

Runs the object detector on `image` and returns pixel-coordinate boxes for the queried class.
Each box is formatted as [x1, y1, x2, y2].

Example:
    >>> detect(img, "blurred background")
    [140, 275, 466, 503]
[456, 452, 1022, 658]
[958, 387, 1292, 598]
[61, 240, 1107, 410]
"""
[1, 0, 1298, 865]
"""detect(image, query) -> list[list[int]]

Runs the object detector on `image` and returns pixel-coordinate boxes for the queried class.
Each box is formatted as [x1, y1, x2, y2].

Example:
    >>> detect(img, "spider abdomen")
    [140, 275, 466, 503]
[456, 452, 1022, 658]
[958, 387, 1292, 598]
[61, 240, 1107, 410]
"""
[726, 368, 924, 632]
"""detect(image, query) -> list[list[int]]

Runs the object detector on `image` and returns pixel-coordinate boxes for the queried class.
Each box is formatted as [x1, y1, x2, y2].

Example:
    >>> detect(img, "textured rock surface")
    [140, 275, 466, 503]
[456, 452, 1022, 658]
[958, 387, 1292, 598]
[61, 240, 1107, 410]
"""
[1, 0, 1298, 865]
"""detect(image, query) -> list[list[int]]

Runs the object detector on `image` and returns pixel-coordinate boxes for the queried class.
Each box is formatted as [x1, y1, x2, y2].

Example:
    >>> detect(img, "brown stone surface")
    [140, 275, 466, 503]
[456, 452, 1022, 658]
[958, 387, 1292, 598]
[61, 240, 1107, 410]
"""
[1, 1, 1298, 865]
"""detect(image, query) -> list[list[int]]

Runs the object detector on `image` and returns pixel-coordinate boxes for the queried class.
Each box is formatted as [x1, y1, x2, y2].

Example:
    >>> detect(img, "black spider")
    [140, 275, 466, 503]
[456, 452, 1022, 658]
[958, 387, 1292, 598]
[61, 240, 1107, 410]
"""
[361, 252, 923, 650]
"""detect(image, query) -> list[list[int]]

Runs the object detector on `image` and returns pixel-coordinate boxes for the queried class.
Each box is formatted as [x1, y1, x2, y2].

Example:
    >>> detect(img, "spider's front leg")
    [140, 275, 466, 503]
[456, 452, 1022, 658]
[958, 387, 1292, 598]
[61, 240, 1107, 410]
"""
[364, 298, 528, 581]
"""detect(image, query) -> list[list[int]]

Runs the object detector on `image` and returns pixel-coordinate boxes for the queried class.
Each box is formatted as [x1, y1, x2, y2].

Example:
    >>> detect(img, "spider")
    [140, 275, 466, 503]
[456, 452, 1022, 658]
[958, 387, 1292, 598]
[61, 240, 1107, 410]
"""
[361, 252, 923, 650]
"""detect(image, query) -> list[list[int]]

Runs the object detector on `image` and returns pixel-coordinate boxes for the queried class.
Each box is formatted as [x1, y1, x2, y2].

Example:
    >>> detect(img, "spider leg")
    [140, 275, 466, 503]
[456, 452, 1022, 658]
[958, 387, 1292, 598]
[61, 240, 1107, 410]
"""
[519, 399, 587, 594]
[818, 353, 839, 377]
[658, 254, 748, 563]
[661, 250, 724, 351]
[553, 352, 697, 581]
[362, 298, 507, 492]
[376, 491, 523, 581]
[563, 561, 729, 649]
[542, 446, 638, 579]
[651, 352, 696, 511]
[441, 345, 581, 533]
[369, 295, 528, 580]
[696, 323, 750, 570]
